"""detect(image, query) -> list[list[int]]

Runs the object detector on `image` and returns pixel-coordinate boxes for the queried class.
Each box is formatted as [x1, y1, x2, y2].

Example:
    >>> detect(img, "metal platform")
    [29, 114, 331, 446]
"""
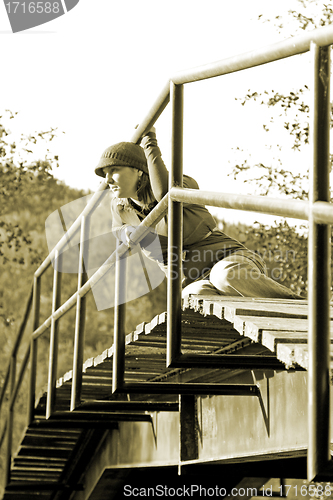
[185, 295, 333, 372]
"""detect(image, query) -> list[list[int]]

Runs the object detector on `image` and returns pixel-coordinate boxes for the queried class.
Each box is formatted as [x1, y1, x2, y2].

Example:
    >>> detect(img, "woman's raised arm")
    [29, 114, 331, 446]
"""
[141, 129, 169, 202]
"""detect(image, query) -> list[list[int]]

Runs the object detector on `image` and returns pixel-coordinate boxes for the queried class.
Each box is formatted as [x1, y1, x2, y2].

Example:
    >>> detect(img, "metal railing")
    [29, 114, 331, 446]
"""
[1, 23, 333, 488]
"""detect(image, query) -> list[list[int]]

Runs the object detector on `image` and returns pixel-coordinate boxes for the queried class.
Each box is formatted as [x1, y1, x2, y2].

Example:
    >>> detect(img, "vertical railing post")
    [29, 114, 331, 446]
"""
[308, 42, 331, 480]
[179, 394, 198, 474]
[71, 216, 88, 411]
[28, 275, 41, 425]
[46, 249, 62, 419]
[167, 81, 184, 367]
[112, 244, 128, 393]
[4, 356, 16, 487]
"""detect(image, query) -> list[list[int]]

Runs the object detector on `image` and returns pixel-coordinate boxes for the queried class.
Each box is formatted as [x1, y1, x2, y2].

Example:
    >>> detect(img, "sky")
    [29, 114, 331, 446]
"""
[0, 0, 319, 224]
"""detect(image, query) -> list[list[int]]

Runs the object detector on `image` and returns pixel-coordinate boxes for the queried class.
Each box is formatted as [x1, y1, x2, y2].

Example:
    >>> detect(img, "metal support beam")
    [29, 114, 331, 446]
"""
[308, 43, 331, 481]
[28, 275, 41, 425]
[167, 353, 289, 370]
[78, 401, 179, 412]
[29, 420, 118, 430]
[179, 395, 198, 472]
[113, 382, 259, 396]
[46, 250, 62, 419]
[30, 411, 152, 428]
[5, 482, 84, 492]
[44, 411, 153, 422]
[4, 356, 16, 487]
[71, 216, 88, 411]
[167, 81, 184, 366]
[112, 243, 128, 393]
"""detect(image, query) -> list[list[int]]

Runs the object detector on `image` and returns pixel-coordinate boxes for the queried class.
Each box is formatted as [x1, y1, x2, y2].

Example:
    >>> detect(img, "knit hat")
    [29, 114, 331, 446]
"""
[95, 142, 148, 177]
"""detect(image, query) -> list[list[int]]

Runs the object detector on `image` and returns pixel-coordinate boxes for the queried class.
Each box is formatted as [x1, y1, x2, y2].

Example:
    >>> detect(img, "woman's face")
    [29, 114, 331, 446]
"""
[103, 166, 141, 198]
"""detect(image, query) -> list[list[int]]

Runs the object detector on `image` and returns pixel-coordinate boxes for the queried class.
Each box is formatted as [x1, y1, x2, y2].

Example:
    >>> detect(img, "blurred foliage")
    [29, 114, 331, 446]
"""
[237, 88, 313, 152]
[242, 221, 309, 296]
[228, 0, 333, 300]
[258, 0, 333, 33]
[217, 219, 309, 297]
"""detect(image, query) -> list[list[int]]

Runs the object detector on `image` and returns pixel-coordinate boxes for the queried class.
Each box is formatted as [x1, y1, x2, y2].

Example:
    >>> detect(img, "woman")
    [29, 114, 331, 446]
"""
[95, 128, 300, 299]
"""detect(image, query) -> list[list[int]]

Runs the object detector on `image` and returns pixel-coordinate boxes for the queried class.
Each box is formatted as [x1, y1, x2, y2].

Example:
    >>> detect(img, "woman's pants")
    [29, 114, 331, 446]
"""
[182, 252, 300, 299]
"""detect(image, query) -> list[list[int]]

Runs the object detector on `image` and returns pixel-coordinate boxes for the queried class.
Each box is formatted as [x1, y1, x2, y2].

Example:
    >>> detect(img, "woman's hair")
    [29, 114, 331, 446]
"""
[136, 171, 156, 207]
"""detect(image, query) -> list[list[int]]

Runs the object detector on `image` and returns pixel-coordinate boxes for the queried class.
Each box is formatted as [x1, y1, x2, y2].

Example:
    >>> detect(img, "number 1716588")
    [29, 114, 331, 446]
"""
[5, 2, 60, 14]
[279, 484, 332, 497]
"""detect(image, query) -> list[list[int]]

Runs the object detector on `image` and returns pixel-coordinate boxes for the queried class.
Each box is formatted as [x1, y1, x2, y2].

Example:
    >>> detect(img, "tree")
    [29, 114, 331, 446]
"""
[227, 0, 333, 297]
[0, 109, 62, 266]
[259, 0, 333, 34]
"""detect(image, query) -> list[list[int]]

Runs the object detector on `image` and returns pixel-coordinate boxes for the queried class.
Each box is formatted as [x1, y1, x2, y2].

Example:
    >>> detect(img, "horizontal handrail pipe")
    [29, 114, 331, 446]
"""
[171, 187, 333, 225]
[170, 187, 311, 221]
[131, 81, 171, 144]
[311, 201, 333, 224]
[172, 25, 333, 85]
[131, 25, 333, 148]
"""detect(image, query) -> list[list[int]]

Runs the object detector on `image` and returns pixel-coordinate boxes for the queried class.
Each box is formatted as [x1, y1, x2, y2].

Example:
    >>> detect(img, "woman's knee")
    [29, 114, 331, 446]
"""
[182, 280, 221, 298]
[209, 258, 261, 291]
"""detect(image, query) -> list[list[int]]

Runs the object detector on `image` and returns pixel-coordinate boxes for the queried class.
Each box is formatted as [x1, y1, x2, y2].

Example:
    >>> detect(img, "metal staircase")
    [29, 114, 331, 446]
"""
[2, 22, 333, 499]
